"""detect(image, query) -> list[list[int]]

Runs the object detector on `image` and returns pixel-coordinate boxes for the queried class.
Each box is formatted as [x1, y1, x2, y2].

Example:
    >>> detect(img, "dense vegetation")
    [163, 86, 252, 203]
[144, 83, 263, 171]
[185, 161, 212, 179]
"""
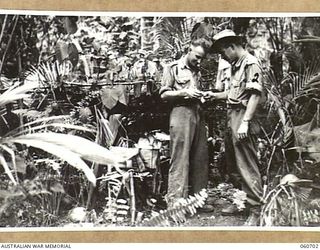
[0, 15, 319, 227]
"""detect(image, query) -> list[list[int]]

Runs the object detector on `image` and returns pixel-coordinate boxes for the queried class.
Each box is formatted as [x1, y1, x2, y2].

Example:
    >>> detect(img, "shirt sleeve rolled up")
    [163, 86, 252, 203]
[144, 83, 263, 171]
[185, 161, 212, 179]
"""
[245, 63, 263, 93]
[159, 65, 175, 96]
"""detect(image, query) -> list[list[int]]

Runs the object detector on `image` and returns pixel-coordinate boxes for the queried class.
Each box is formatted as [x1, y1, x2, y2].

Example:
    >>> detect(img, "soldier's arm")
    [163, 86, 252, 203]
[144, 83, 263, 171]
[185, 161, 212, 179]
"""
[242, 94, 261, 121]
[203, 90, 228, 100]
[160, 65, 202, 101]
[161, 88, 203, 101]
[243, 63, 263, 121]
[237, 62, 263, 139]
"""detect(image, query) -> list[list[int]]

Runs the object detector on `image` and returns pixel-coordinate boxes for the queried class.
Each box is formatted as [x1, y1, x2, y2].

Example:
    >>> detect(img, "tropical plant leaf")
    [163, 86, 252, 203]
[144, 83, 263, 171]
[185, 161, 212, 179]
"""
[262, 68, 295, 148]
[26, 60, 73, 88]
[291, 60, 320, 99]
[191, 22, 214, 40]
[0, 144, 18, 179]
[56, 41, 69, 62]
[149, 17, 194, 58]
[68, 43, 79, 68]
[8, 136, 96, 185]
[100, 86, 128, 110]
[63, 16, 78, 34]
[19, 115, 70, 127]
[0, 81, 38, 106]
[0, 153, 17, 185]
[14, 122, 95, 137]
[7, 115, 95, 137]
[96, 110, 121, 146]
[9, 132, 139, 166]
[56, 41, 79, 68]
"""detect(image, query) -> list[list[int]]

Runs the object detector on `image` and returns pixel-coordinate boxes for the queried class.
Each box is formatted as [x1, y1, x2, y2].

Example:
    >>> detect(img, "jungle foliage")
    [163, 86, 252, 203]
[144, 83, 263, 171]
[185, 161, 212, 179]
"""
[0, 15, 319, 227]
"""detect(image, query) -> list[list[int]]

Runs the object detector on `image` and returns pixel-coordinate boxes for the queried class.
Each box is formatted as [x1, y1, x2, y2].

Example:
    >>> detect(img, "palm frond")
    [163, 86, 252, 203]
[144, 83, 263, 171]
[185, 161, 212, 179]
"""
[292, 59, 320, 100]
[149, 17, 193, 57]
[25, 60, 72, 88]
[262, 68, 295, 148]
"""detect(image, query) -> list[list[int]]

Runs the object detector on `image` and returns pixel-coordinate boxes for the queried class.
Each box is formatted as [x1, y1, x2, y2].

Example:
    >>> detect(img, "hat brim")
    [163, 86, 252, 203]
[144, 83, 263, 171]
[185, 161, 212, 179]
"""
[211, 36, 243, 53]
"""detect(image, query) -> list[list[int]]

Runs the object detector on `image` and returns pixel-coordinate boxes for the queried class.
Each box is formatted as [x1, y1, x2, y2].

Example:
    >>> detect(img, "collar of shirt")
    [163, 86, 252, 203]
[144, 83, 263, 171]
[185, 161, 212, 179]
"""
[231, 51, 248, 71]
[177, 55, 190, 70]
[177, 55, 200, 75]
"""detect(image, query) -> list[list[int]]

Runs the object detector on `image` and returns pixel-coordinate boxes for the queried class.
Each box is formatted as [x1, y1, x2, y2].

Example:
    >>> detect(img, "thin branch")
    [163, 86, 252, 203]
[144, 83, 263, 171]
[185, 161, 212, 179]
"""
[0, 15, 8, 71]
[0, 15, 19, 75]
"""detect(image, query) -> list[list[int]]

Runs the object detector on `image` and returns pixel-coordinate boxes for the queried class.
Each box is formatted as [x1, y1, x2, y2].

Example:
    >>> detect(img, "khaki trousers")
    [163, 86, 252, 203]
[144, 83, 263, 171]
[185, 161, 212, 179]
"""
[166, 105, 209, 204]
[225, 108, 263, 205]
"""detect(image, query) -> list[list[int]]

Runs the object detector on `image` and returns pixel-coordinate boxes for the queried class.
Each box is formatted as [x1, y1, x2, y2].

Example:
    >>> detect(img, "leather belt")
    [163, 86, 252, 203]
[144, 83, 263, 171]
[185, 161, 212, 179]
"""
[173, 99, 201, 108]
[227, 103, 246, 110]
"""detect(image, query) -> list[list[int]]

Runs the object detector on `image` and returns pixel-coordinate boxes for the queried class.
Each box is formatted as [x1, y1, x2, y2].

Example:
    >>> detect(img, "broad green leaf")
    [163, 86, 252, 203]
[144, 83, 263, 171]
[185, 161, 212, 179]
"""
[64, 17, 78, 34]
[11, 132, 139, 165]
[8, 137, 96, 185]
[100, 86, 128, 110]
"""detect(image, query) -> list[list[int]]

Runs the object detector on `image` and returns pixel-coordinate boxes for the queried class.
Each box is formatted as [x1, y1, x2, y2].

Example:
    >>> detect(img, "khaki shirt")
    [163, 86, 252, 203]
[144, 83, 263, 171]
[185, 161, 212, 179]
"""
[160, 56, 202, 95]
[215, 57, 231, 91]
[227, 52, 263, 107]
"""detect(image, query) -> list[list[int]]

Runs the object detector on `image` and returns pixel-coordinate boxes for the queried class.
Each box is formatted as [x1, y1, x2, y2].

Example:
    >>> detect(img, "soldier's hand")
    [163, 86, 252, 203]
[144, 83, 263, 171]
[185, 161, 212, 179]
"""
[183, 89, 203, 99]
[203, 91, 216, 101]
[237, 121, 249, 140]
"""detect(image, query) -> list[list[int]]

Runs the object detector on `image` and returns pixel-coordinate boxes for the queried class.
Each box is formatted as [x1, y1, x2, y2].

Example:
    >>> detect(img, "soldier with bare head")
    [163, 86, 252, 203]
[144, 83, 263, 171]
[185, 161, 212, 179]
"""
[160, 38, 214, 212]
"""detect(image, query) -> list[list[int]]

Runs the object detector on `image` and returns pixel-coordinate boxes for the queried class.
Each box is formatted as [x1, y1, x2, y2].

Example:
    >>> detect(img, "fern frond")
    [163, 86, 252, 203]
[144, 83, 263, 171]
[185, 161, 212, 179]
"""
[141, 189, 208, 226]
